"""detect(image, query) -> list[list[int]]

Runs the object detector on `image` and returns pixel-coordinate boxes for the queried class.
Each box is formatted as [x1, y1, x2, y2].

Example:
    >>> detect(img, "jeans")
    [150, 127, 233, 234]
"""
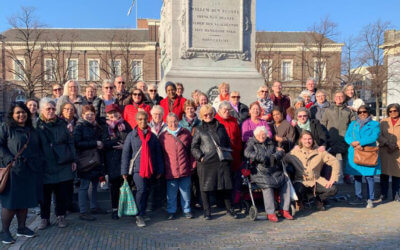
[166, 176, 191, 214]
[78, 179, 99, 214]
[261, 181, 291, 214]
[354, 175, 375, 200]
[40, 180, 71, 219]
[294, 182, 337, 202]
[380, 174, 400, 200]
[133, 173, 150, 216]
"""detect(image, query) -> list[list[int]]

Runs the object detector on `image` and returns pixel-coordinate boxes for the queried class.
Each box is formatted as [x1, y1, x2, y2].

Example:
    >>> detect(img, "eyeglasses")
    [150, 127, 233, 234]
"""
[231, 96, 240, 99]
[117, 81, 125, 84]
[259, 90, 268, 93]
[389, 109, 399, 113]
[132, 93, 142, 96]
[149, 89, 157, 92]
[297, 115, 308, 118]
[46, 107, 56, 111]
[104, 86, 114, 90]
[358, 111, 368, 114]
[53, 88, 62, 92]
[204, 113, 213, 117]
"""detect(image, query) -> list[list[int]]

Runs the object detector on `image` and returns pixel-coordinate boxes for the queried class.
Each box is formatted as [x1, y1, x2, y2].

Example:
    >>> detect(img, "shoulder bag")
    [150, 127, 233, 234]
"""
[77, 148, 101, 172]
[352, 122, 379, 167]
[0, 132, 30, 193]
[210, 135, 233, 161]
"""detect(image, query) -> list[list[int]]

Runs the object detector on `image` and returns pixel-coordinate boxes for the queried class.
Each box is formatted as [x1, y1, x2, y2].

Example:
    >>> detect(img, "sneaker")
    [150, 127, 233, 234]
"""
[1, 231, 15, 244]
[366, 199, 374, 209]
[79, 213, 96, 221]
[227, 209, 238, 219]
[90, 207, 107, 214]
[267, 214, 278, 222]
[38, 219, 49, 230]
[167, 213, 175, 220]
[184, 212, 194, 219]
[16, 227, 35, 238]
[279, 210, 294, 220]
[204, 211, 211, 220]
[111, 210, 119, 220]
[57, 216, 68, 228]
[136, 216, 146, 227]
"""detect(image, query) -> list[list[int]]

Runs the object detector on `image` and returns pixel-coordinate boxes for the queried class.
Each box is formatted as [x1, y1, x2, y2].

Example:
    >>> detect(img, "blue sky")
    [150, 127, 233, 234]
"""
[0, 0, 399, 42]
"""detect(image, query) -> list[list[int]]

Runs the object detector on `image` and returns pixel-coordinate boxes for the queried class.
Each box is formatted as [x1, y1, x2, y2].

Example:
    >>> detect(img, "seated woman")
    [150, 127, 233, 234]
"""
[244, 126, 293, 222]
[285, 131, 340, 211]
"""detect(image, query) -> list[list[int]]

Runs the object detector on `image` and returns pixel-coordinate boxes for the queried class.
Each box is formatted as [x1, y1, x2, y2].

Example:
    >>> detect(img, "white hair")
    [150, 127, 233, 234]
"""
[39, 97, 56, 112]
[166, 112, 178, 121]
[300, 90, 312, 98]
[63, 80, 80, 96]
[218, 101, 232, 111]
[253, 126, 269, 137]
[151, 105, 164, 116]
[102, 79, 113, 87]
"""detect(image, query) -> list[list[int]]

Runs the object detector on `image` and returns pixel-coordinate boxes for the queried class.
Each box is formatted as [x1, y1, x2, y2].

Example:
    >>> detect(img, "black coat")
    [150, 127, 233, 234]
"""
[73, 119, 104, 180]
[0, 123, 44, 209]
[102, 121, 132, 179]
[144, 94, 163, 108]
[244, 137, 285, 189]
[191, 119, 233, 191]
[230, 102, 249, 127]
[295, 119, 328, 147]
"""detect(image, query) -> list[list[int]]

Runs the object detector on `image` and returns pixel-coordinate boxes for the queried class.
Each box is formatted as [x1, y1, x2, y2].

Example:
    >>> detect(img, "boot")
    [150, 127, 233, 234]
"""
[315, 199, 325, 211]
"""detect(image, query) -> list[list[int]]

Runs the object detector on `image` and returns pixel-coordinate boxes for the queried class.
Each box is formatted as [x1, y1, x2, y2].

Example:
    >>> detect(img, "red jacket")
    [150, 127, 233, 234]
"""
[158, 128, 194, 179]
[215, 114, 243, 172]
[160, 96, 186, 121]
[123, 103, 152, 129]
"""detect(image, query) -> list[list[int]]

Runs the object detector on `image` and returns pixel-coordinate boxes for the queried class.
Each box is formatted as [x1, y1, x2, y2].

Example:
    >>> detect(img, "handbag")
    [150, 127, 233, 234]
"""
[128, 146, 142, 175]
[352, 122, 379, 167]
[0, 132, 30, 193]
[77, 148, 101, 172]
[210, 135, 233, 161]
[118, 180, 138, 217]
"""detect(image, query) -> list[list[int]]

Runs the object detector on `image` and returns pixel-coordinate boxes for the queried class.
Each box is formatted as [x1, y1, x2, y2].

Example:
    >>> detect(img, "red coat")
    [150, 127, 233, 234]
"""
[123, 103, 152, 129]
[160, 96, 186, 121]
[158, 128, 194, 179]
[215, 114, 243, 172]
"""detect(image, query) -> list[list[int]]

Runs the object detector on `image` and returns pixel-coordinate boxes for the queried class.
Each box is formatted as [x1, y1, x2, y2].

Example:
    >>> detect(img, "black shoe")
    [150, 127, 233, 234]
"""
[90, 207, 107, 214]
[167, 213, 175, 220]
[79, 213, 96, 221]
[111, 211, 119, 220]
[1, 231, 15, 244]
[203, 211, 211, 220]
[16, 227, 35, 238]
[227, 209, 238, 219]
[184, 212, 194, 219]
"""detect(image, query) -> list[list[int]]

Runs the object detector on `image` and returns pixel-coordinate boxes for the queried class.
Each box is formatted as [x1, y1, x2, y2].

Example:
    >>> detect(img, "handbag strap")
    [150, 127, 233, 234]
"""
[132, 146, 142, 163]
[10, 132, 30, 167]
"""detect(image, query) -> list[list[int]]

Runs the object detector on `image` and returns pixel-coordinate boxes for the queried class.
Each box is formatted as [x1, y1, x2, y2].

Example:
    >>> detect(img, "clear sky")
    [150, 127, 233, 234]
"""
[0, 0, 399, 42]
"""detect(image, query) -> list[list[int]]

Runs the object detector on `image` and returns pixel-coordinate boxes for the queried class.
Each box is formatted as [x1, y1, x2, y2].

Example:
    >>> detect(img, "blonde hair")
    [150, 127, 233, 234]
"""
[199, 104, 215, 121]
[218, 82, 230, 93]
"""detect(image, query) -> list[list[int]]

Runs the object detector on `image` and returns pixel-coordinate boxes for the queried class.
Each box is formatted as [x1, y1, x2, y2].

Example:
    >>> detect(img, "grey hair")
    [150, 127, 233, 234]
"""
[102, 79, 113, 87]
[316, 89, 327, 96]
[218, 101, 232, 111]
[148, 83, 157, 90]
[307, 77, 315, 82]
[253, 126, 269, 138]
[150, 105, 164, 116]
[295, 107, 311, 118]
[39, 97, 56, 111]
[293, 96, 305, 105]
[166, 112, 178, 121]
[63, 80, 80, 96]
[299, 90, 312, 98]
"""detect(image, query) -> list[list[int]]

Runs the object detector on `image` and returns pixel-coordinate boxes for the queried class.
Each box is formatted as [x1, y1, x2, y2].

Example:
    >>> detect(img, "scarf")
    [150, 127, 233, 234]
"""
[391, 117, 399, 126]
[150, 120, 163, 135]
[167, 126, 181, 137]
[138, 127, 153, 179]
[357, 116, 372, 130]
[106, 118, 126, 137]
[219, 94, 229, 102]
[297, 120, 311, 132]
[257, 98, 273, 114]
[317, 101, 329, 108]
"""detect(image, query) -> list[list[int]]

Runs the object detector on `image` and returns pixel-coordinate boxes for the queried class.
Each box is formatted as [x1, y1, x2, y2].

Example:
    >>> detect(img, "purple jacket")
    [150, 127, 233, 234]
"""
[241, 118, 272, 144]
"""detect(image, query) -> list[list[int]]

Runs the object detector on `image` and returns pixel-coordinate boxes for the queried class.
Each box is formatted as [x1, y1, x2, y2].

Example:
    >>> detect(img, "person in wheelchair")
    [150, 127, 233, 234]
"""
[244, 126, 293, 222]
[284, 131, 340, 211]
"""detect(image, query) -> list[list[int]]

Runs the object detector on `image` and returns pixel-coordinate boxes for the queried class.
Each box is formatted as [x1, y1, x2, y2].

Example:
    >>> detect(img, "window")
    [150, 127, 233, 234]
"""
[314, 60, 326, 82]
[67, 59, 78, 80]
[131, 60, 143, 81]
[110, 60, 121, 77]
[88, 59, 100, 81]
[281, 60, 293, 81]
[45, 59, 57, 81]
[260, 59, 273, 81]
[14, 59, 25, 81]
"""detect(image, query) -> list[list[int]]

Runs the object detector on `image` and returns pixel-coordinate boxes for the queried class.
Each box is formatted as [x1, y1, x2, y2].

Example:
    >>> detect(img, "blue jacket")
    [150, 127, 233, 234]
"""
[345, 120, 381, 176]
[179, 114, 201, 135]
[121, 128, 164, 176]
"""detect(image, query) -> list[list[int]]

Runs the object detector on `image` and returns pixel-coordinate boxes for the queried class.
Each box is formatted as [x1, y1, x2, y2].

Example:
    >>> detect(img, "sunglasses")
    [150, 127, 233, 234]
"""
[358, 111, 368, 114]
[259, 90, 268, 93]
[117, 81, 125, 84]
[389, 110, 399, 113]
[104, 86, 114, 89]
[132, 93, 142, 96]
[46, 107, 56, 111]
[53, 88, 62, 91]
[204, 113, 213, 117]
[231, 96, 240, 99]
[149, 89, 157, 92]
[297, 115, 308, 118]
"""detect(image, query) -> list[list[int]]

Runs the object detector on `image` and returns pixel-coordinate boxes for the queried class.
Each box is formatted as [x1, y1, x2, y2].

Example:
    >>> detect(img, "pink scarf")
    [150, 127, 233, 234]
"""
[106, 118, 126, 138]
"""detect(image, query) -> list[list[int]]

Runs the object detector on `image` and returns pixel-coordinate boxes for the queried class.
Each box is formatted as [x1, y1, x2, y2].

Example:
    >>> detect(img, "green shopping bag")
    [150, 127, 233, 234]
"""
[118, 180, 138, 217]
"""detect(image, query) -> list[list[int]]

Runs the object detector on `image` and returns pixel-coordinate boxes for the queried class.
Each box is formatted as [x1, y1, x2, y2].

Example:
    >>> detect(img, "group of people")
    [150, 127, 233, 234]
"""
[1, 76, 400, 245]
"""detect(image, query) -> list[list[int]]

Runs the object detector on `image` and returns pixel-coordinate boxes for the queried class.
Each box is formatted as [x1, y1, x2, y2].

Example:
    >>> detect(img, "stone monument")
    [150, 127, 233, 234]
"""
[159, 0, 264, 105]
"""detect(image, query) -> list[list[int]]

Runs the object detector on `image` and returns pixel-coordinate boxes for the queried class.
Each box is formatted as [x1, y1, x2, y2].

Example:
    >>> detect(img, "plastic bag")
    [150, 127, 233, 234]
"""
[118, 180, 138, 217]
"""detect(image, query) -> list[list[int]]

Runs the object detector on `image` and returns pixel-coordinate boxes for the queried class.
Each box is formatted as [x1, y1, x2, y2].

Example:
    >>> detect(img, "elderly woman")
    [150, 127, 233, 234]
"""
[51, 83, 64, 102]
[310, 90, 331, 122]
[149, 105, 167, 137]
[256, 86, 274, 121]
[286, 97, 305, 126]
[343, 83, 365, 112]
[241, 102, 272, 144]
[244, 126, 292, 222]
[26, 98, 39, 127]
[229, 91, 249, 127]
[179, 99, 201, 134]
[196, 92, 209, 116]
[123, 88, 152, 129]
[299, 90, 313, 109]
[93, 79, 116, 124]
[36, 98, 76, 230]
[59, 102, 77, 134]
[74, 105, 105, 221]
[0, 102, 43, 243]
[285, 131, 340, 211]
[379, 103, 400, 201]
[121, 111, 164, 227]
[56, 80, 88, 118]
[102, 104, 132, 219]
[159, 113, 194, 219]
[212, 82, 230, 111]
[145, 83, 163, 108]
[272, 107, 295, 153]
[191, 104, 237, 220]
[345, 105, 381, 208]
[191, 89, 201, 107]
[294, 107, 328, 151]
[160, 82, 186, 121]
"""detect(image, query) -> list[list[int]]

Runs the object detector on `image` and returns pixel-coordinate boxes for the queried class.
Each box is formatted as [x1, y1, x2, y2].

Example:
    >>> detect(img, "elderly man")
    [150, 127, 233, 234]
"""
[306, 78, 317, 103]
[229, 91, 249, 127]
[310, 89, 331, 122]
[145, 83, 163, 107]
[321, 90, 355, 183]
[114, 76, 131, 108]
[93, 79, 116, 124]
[270, 81, 291, 117]
[83, 86, 96, 105]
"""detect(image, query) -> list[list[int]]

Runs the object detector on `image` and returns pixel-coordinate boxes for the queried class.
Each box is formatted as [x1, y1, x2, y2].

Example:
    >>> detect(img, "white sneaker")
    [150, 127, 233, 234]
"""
[366, 199, 374, 208]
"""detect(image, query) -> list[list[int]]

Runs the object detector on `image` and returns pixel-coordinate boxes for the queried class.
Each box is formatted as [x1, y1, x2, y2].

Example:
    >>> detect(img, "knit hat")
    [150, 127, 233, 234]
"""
[165, 81, 176, 91]
[105, 104, 121, 114]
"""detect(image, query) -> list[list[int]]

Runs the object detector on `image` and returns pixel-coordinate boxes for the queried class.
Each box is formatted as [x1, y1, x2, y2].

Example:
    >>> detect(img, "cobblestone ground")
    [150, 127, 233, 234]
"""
[2, 185, 400, 249]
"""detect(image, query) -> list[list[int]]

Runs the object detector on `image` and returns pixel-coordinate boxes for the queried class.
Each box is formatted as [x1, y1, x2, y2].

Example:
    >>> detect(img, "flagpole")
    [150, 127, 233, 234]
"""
[136, 0, 138, 28]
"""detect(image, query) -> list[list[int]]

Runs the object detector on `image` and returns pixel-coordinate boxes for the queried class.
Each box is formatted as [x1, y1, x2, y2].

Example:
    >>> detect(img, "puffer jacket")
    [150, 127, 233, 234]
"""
[244, 137, 285, 189]
[159, 128, 194, 179]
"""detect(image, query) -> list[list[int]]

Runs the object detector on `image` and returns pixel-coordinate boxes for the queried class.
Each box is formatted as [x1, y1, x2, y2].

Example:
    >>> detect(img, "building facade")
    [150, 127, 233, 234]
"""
[382, 30, 400, 107]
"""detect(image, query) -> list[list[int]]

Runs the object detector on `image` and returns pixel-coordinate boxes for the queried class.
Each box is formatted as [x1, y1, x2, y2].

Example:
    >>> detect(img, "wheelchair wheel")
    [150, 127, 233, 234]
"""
[241, 200, 250, 215]
[249, 205, 258, 221]
[290, 203, 296, 217]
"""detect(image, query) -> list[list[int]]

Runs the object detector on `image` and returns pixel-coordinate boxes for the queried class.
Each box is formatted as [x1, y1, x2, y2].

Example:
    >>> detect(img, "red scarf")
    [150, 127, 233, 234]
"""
[138, 127, 153, 179]
[219, 94, 229, 101]
[391, 117, 399, 126]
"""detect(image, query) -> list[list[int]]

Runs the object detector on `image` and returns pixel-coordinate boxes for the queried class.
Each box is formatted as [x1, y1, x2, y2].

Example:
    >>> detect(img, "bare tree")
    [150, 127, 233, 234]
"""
[341, 36, 363, 84]
[5, 7, 47, 98]
[97, 33, 122, 81]
[255, 35, 281, 88]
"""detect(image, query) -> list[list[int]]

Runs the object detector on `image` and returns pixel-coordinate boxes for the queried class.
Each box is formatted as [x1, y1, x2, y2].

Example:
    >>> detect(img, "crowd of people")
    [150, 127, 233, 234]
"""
[1, 76, 399, 245]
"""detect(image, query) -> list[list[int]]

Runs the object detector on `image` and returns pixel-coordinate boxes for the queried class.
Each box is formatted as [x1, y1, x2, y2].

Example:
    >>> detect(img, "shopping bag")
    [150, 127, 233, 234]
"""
[118, 180, 138, 217]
